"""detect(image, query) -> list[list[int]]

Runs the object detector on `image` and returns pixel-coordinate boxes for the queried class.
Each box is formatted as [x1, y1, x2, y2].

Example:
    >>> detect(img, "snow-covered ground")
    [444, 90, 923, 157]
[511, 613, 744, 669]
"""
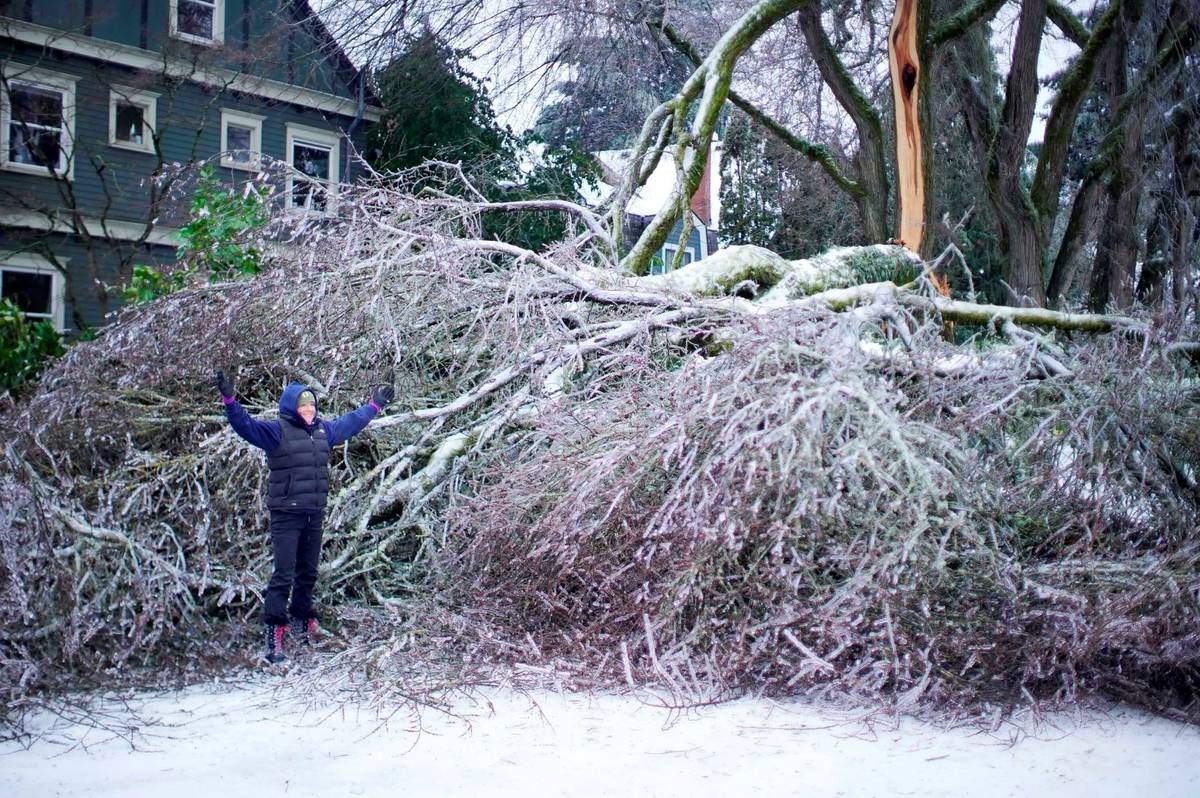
[3, 680, 1197, 797]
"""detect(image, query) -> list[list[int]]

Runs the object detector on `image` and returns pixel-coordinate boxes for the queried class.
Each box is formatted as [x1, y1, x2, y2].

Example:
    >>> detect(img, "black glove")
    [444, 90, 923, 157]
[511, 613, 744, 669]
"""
[215, 369, 234, 400]
[371, 384, 395, 408]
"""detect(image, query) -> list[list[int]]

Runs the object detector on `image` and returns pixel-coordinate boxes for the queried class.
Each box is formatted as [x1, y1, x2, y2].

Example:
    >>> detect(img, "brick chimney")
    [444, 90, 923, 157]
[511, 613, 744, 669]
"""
[689, 147, 713, 228]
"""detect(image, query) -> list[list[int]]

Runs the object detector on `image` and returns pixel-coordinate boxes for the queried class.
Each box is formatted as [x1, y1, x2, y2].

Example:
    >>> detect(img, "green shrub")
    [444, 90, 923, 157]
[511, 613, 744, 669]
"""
[123, 263, 195, 306]
[0, 298, 64, 395]
[179, 165, 270, 280]
[124, 165, 270, 305]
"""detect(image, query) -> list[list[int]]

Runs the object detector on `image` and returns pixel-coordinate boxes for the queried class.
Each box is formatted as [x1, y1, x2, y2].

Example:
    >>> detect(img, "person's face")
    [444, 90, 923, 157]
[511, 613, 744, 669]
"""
[298, 404, 316, 424]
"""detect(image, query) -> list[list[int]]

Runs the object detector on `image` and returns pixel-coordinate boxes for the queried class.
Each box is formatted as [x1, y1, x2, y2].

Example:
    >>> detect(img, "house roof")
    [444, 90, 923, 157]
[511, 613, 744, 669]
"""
[584, 144, 719, 228]
[584, 149, 685, 219]
[292, 1, 380, 106]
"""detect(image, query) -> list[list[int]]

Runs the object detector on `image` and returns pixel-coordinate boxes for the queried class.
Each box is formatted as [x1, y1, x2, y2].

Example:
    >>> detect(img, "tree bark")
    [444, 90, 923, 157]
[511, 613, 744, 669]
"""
[798, 1, 890, 243]
[1136, 193, 1171, 305]
[1088, 0, 1149, 311]
[1029, 0, 1124, 233]
[990, 0, 1049, 306]
[1045, 172, 1104, 307]
[618, 0, 807, 275]
[655, 21, 863, 198]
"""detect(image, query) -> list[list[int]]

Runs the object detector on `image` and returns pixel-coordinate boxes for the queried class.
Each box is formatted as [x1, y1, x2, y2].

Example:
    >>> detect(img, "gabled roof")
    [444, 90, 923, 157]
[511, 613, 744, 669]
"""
[584, 146, 717, 229]
[291, 1, 380, 106]
[585, 149, 686, 219]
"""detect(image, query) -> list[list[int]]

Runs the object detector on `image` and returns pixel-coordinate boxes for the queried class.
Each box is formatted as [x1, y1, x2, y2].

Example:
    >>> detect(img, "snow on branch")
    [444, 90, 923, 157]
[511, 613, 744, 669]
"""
[1, 177, 1196, 732]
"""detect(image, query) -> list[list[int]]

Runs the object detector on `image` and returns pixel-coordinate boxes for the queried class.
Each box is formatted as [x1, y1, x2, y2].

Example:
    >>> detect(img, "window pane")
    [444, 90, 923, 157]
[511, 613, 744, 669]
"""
[291, 141, 331, 209]
[11, 86, 63, 128]
[226, 124, 252, 161]
[178, 0, 215, 39]
[2, 270, 53, 315]
[293, 142, 330, 180]
[115, 102, 145, 145]
[9, 122, 62, 168]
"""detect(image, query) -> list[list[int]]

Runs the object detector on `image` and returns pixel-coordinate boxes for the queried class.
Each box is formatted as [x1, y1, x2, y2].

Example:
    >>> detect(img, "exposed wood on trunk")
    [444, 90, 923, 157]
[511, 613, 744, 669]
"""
[888, 0, 928, 255]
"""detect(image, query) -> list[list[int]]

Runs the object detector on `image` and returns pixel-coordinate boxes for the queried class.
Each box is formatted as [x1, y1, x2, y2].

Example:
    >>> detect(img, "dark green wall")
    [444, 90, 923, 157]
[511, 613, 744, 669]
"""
[0, 2, 371, 331]
[12, 0, 358, 98]
[0, 42, 368, 225]
[0, 226, 175, 332]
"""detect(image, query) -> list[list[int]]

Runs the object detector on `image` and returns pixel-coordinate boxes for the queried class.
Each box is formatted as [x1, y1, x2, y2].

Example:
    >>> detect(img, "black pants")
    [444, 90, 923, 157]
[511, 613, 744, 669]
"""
[263, 509, 323, 626]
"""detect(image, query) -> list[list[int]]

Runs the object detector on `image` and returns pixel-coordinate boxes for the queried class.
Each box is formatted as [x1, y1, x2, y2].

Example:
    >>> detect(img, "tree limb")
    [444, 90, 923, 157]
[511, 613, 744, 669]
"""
[929, 0, 1007, 48]
[1047, 0, 1092, 47]
[798, 280, 1146, 333]
[618, 0, 809, 275]
[1030, 0, 1124, 227]
[797, 0, 889, 241]
[655, 20, 863, 196]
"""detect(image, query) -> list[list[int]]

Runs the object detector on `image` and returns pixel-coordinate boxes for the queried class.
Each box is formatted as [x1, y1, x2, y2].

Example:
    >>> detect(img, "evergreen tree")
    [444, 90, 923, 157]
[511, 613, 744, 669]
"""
[369, 31, 516, 181]
[368, 31, 598, 252]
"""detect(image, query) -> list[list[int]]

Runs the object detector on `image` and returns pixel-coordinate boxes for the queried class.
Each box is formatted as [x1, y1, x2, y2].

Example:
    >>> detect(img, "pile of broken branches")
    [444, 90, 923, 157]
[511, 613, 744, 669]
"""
[1, 177, 1197, 734]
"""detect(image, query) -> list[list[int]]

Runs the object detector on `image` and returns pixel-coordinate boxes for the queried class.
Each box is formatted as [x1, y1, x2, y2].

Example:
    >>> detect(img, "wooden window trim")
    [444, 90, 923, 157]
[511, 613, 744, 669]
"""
[0, 252, 67, 332]
[0, 63, 77, 181]
[169, 0, 226, 46]
[219, 108, 264, 171]
[285, 123, 340, 213]
[108, 85, 159, 154]
[662, 243, 697, 271]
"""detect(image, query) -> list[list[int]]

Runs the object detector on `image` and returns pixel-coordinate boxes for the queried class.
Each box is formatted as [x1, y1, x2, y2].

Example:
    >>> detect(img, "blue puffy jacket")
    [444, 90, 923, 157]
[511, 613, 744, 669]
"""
[223, 382, 378, 510]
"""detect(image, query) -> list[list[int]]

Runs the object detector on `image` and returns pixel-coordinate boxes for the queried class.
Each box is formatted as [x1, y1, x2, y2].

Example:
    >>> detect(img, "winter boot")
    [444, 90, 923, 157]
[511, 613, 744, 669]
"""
[264, 623, 289, 664]
[291, 617, 320, 647]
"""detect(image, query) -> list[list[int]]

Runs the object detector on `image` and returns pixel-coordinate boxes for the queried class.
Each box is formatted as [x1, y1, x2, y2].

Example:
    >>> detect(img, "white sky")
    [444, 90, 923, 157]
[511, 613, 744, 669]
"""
[316, 1, 1098, 226]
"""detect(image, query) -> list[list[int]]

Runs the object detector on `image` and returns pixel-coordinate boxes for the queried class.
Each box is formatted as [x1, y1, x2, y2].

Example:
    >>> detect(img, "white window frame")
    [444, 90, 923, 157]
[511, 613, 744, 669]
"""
[0, 64, 76, 180]
[220, 109, 264, 171]
[285, 123, 340, 213]
[108, 85, 158, 154]
[169, 0, 225, 46]
[0, 252, 67, 332]
[662, 243, 696, 271]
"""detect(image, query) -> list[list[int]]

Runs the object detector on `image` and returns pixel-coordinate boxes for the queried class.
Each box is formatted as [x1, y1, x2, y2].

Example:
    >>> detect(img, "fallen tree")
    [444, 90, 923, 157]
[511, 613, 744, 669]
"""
[1, 177, 1197, 735]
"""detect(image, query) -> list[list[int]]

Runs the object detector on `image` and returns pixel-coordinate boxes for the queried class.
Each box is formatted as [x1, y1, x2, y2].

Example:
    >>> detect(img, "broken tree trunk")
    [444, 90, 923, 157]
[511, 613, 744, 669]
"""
[888, 0, 931, 257]
[889, 0, 948, 300]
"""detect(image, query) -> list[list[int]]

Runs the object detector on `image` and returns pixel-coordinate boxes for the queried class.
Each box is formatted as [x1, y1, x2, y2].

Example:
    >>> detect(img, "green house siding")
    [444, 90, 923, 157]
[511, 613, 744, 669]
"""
[646, 217, 712, 275]
[0, 44, 367, 224]
[664, 220, 706, 263]
[0, 2, 374, 332]
[14, 1, 358, 99]
[0, 226, 175, 330]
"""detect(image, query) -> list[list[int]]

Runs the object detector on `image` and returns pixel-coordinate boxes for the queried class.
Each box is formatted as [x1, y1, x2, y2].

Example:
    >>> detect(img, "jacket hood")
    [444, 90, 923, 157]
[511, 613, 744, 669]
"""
[279, 382, 319, 428]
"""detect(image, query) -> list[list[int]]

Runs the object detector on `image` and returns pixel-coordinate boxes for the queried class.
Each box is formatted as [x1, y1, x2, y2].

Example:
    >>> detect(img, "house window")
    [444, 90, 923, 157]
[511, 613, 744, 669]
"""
[661, 244, 696, 271]
[0, 66, 76, 179]
[220, 110, 263, 170]
[170, 0, 225, 44]
[109, 87, 158, 153]
[0, 255, 66, 331]
[285, 124, 340, 212]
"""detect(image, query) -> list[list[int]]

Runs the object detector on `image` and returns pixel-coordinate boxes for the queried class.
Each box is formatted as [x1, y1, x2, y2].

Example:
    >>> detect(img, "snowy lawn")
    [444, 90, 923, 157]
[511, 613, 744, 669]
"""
[2, 679, 1197, 798]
